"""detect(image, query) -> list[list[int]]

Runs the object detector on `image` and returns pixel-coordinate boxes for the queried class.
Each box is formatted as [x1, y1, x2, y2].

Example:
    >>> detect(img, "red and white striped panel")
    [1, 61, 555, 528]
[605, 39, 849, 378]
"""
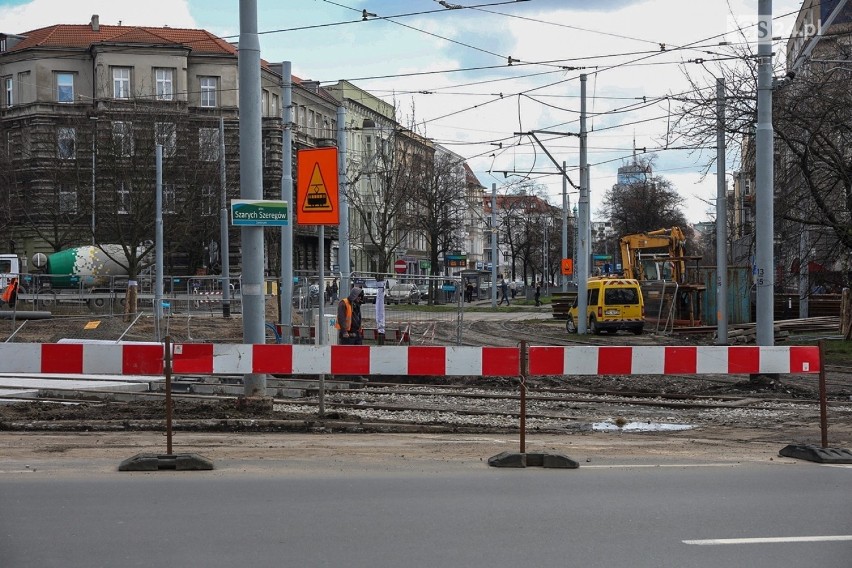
[528, 345, 820, 375]
[212, 345, 519, 376]
[0, 343, 820, 377]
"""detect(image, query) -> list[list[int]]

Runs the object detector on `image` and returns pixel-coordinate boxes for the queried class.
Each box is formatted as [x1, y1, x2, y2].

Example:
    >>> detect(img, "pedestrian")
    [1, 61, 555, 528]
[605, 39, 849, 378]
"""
[498, 274, 510, 306]
[331, 278, 339, 302]
[534, 281, 542, 307]
[336, 286, 365, 345]
[1, 277, 19, 308]
[509, 280, 517, 299]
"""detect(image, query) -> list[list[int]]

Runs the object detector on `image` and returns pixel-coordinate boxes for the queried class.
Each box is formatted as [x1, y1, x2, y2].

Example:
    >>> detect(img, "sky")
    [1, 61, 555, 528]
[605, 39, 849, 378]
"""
[0, 0, 807, 224]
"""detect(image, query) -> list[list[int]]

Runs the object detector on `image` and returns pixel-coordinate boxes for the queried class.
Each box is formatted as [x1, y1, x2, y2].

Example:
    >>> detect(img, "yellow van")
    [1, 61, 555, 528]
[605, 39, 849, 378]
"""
[566, 277, 645, 335]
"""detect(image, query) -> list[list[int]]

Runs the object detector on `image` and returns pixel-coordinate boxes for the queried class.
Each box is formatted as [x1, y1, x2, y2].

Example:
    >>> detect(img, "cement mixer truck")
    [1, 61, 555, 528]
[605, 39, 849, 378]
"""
[0, 245, 141, 308]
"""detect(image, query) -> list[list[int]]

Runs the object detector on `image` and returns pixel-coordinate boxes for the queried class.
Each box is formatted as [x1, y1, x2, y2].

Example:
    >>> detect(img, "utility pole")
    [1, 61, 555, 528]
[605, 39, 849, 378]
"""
[238, 0, 267, 396]
[755, 0, 775, 347]
[219, 116, 231, 318]
[576, 73, 590, 334]
[491, 183, 497, 308]
[280, 62, 293, 341]
[716, 78, 728, 345]
[337, 105, 351, 293]
[562, 160, 568, 292]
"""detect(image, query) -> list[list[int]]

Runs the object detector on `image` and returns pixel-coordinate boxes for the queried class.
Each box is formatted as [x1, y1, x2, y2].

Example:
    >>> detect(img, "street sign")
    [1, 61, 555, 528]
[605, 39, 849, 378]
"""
[394, 259, 407, 274]
[230, 200, 288, 226]
[297, 147, 339, 225]
[561, 258, 573, 276]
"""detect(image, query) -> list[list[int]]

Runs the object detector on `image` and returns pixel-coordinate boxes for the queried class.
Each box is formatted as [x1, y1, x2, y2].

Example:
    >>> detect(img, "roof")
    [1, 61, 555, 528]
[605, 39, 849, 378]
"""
[9, 23, 237, 56]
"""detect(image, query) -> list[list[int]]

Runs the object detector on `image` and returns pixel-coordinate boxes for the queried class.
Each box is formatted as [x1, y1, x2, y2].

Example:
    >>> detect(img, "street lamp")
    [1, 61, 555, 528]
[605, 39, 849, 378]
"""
[90, 116, 97, 244]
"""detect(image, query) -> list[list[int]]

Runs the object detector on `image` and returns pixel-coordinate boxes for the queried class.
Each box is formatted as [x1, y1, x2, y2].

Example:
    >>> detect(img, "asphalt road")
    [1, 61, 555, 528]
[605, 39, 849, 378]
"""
[2, 457, 849, 568]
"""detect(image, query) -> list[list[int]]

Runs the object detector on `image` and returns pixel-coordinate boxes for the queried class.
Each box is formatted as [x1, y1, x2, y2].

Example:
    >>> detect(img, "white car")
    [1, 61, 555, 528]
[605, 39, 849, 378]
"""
[361, 279, 380, 303]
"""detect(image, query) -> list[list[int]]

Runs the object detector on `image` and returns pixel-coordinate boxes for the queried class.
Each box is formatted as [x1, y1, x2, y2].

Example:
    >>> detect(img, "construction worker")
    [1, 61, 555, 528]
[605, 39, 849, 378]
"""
[1, 277, 19, 308]
[336, 286, 365, 345]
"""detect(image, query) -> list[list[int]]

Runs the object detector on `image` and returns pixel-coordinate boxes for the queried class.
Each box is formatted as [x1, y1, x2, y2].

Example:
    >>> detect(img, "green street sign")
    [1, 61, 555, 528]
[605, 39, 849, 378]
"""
[419, 260, 431, 270]
[231, 200, 289, 226]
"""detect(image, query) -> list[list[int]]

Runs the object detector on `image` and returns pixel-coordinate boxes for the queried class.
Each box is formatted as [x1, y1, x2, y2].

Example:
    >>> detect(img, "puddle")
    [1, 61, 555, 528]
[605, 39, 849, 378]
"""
[592, 421, 694, 432]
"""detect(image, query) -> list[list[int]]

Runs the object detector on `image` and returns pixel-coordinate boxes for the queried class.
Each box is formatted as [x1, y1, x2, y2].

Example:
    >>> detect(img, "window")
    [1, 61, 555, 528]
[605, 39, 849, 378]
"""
[155, 68, 173, 101]
[162, 183, 176, 213]
[112, 67, 131, 99]
[200, 77, 217, 107]
[112, 121, 134, 157]
[117, 180, 131, 214]
[57, 127, 76, 159]
[154, 122, 176, 157]
[58, 183, 77, 214]
[271, 94, 279, 117]
[3, 76, 11, 107]
[202, 185, 216, 216]
[262, 90, 269, 115]
[56, 72, 74, 103]
[17, 71, 29, 104]
[199, 127, 219, 161]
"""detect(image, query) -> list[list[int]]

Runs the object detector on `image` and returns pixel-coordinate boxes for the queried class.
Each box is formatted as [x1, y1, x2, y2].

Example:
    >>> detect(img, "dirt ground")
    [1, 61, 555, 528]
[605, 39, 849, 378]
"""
[2, 307, 850, 469]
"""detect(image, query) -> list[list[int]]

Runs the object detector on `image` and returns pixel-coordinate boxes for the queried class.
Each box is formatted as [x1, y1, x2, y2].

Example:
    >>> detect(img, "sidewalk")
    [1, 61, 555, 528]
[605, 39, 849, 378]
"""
[0, 428, 811, 475]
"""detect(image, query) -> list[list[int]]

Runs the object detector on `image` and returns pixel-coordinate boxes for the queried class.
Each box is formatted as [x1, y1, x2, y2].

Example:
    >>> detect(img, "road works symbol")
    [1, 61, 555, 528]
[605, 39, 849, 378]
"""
[297, 147, 339, 225]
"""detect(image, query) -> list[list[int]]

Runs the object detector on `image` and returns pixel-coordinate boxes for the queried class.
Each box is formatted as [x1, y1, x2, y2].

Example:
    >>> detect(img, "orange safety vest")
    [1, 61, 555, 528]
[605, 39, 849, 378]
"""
[2, 280, 18, 303]
[335, 298, 353, 332]
[334, 298, 362, 333]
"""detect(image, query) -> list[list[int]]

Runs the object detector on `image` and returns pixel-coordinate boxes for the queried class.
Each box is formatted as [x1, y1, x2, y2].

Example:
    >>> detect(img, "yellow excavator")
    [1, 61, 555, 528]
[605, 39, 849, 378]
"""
[618, 227, 688, 282]
[617, 227, 704, 327]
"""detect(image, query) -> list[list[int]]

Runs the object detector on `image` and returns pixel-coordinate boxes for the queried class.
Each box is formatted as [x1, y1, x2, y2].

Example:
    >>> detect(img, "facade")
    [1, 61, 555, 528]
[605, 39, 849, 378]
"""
[0, 15, 285, 274]
[0, 16, 481, 288]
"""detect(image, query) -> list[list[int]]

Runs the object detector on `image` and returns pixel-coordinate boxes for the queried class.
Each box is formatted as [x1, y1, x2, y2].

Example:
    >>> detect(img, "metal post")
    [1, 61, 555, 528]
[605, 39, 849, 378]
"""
[818, 340, 828, 447]
[281, 62, 293, 339]
[799, 227, 809, 318]
[755, 0, 775, 346]
[562, 160, 568, 292]
[716, 78, 728, 345]
[317, 226, 325, 345]
[238, 0, 267, 396]
[164, 335, 173, 455]
[154, 144, 163, 341]
[219, 117, 231, 318]
[577, 74, 590, 333]
[90, 117, 97, 245]
[337, 105, 351, 293]
[491, 183, 498, 307]
[519, 340, 528, 454]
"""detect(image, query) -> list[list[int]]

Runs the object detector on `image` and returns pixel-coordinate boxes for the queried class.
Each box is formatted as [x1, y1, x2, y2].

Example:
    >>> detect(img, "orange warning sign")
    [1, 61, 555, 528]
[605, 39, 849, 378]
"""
[297, 147, 339, 225]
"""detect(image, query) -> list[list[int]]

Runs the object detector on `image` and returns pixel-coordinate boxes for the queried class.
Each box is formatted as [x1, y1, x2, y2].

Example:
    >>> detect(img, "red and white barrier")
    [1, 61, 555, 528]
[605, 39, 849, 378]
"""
[0, 343, 820, 377]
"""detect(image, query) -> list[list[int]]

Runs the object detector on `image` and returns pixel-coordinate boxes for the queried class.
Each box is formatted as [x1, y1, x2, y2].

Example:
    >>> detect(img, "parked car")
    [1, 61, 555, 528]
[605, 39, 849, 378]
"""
[418, 284, 430, 303]
[385, 283, 422, 304]
[360, 279, 380, 303]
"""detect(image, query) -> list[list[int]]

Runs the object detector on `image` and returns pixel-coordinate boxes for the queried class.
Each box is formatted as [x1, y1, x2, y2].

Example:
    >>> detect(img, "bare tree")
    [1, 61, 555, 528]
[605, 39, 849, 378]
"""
[345, 125, 426, 274]
[408, 147, 467, 303]
[601, 157, 692, 239]
[774, 64, 852, 290]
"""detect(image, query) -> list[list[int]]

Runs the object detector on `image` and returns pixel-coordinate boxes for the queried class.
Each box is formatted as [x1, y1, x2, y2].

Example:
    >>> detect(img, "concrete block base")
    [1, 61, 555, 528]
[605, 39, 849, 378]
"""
[119, 453, 214, 471]
[779, 444, 852, 464]
[488, 451, 579, 469]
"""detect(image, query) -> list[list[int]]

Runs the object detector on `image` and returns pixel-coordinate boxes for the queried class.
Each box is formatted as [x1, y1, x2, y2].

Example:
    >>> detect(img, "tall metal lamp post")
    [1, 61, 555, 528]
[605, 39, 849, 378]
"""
[90, 116, 97, 244]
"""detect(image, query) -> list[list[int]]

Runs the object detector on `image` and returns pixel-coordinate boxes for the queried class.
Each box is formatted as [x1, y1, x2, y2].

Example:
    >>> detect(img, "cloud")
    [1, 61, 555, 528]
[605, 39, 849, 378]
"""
[0, 0, 196, 32]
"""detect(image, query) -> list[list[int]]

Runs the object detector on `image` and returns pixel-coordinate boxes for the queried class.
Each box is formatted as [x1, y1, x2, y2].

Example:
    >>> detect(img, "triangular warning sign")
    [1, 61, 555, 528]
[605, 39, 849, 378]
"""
[301, 163, 334, 212]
